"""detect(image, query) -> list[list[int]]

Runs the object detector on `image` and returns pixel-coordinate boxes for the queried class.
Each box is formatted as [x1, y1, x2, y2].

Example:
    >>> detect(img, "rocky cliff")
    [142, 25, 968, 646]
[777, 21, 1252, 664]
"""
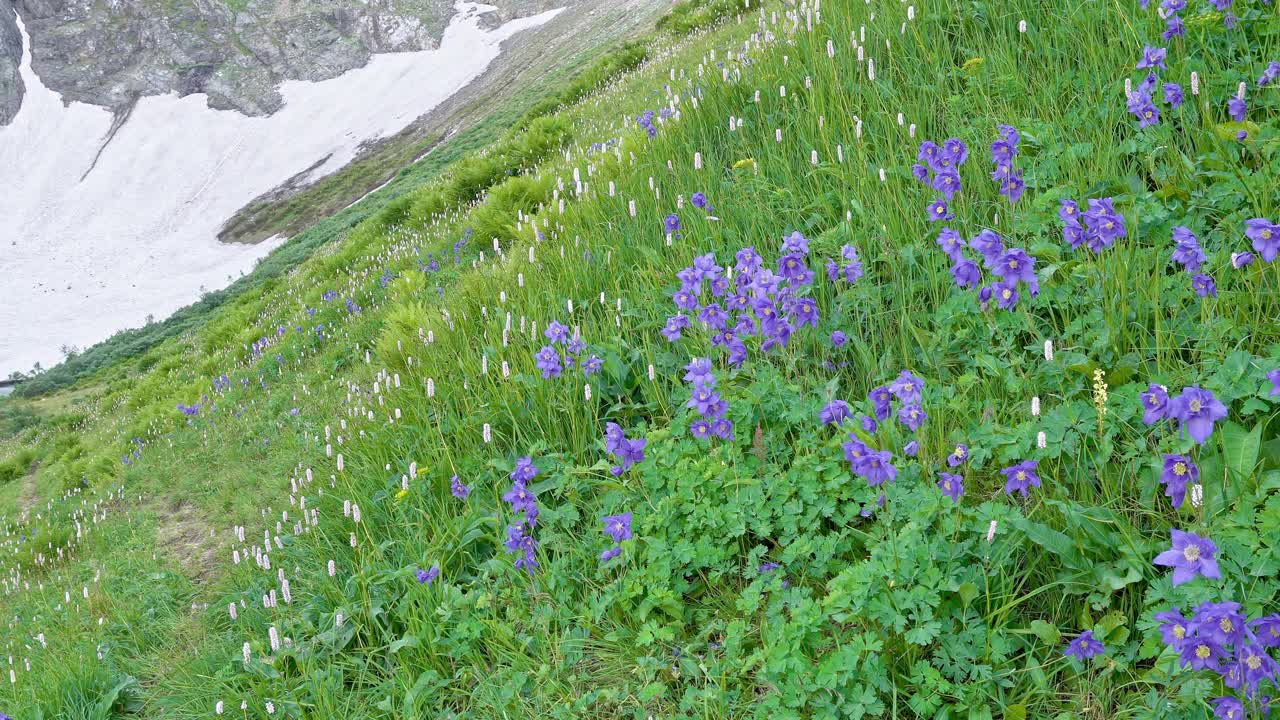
[0, 0, 558, 124]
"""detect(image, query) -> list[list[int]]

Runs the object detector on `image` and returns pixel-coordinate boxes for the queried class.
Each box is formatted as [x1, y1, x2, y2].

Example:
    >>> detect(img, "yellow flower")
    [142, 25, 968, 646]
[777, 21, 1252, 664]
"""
[961, 57, 984, 72]
[732, 158, 756, 171]
[394, 489, 409, 502]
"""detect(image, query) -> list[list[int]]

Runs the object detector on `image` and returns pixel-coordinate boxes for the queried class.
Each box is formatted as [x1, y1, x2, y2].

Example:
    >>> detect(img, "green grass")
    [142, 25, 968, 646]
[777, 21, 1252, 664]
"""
[3, 0, 1280, 718]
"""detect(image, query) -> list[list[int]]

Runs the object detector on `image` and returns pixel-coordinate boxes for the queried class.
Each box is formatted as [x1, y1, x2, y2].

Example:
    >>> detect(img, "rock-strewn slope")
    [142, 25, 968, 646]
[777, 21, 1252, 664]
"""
[0, 4, 21, 124]
[0, 0, 558, 124]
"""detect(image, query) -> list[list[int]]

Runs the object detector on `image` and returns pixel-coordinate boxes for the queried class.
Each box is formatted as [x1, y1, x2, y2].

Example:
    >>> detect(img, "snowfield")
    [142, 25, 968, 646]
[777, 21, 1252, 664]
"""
[0, 2, 563, 376]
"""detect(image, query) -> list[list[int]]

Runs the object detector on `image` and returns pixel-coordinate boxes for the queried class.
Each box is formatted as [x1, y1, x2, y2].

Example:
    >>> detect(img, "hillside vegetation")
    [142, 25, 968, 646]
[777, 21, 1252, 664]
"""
[3, 0, 1280, 719]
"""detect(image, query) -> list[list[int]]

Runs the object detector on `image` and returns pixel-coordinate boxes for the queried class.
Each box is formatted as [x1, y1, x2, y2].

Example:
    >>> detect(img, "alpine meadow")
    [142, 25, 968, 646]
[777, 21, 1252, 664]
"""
[4, 0, 1280, 719]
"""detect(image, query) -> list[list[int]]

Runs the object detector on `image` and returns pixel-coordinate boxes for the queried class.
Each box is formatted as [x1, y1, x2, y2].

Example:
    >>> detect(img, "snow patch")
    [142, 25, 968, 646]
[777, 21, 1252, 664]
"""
[0, 1, 563, 375]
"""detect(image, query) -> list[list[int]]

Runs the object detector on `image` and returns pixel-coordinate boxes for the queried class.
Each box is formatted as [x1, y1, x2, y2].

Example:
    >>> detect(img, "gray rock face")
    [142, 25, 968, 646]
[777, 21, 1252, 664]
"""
[1, 0, 558, 124]
[0, 3, 22, 124]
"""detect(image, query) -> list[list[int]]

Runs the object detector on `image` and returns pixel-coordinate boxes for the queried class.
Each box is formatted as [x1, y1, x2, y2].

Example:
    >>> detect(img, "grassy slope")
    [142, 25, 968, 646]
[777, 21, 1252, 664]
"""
[3, 0, 1280, 719]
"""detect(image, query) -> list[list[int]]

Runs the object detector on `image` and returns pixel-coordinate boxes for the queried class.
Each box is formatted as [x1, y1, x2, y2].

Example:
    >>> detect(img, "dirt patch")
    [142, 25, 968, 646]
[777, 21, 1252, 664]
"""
[16, 462, 40, 517]
[153, 497, 221, 586]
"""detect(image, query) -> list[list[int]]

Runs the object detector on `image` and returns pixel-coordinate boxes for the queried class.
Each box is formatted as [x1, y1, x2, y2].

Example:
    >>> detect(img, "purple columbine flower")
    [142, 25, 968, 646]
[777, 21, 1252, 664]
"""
[535, 346, 563, 379]
[1059, 199, 1081, 225]
[1001, 459, 1041, 496]
[1227, 97, 1247, 122]
[951, 259, 982, 288]
[1140, 383, 1170, 425]
[450, 475, 470, 499]
[1162, 15, 1185, 41]
[415, 564, 440, 585]
[993, 248, 1037, 284]
[853, 449, 898, 486]
[1267, 369, 1280, 397]
[544, 320, 570, 344]
[1170, 227, 1206, 272]
[898, 404, 927, 432]
[692, 192, 708, 209]
[927, 198, 953, 222]
[1128, 91, 1160, 128]
[684, 357, 715, 387]
[941, 137, 969, 166]
[889, 371, 925, 405]
[869, 385, 893, 421]
[690, 419, 712, 439]
[664, 213, 681, 234]
[903, 440, 919, 457]
[970, 229, 1005, 266]
[1155, 608, 1192, 649]
[1083, 198, 1126, 252]
[831, 330, 848, 347]
[1137, 45, 1168, 70]
[993, 280, 1019, 310]
[1210, 697, 1244, 720]
[511, 456, 539, 483]
[1164, 82, 1184, 108]
[1169, 386, 1228, 444]
[1153, 529, 1221, 585]
[937, 227, 966, 260]
[1231, 251, 1255, 269]
[1250, 614, 1280, 648]
[947, 443, 969, 467]
[1234, 643, 1280, 693]
[1259, 61, 1280, 87]
[1160, 454, 1198, 508]
[820, 399, 852, 426]
[1245, 218, 1280, 262]
[1192, 273, 1217, 298]
[582, 355, 603, 376]
[603, 512, 633, 543]
[1064, 630, 1106, 660]
[1180, 636, 1226, 671]
[937, 472, 964, 502]
[1194, 601, 1247, 646]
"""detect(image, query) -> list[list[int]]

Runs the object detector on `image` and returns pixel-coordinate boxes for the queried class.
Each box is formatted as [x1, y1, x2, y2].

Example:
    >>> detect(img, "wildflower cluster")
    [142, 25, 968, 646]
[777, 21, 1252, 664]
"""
[603, 422, 647, 476]
[684, 358, 733, 440]
[1153, 599, 1280, 711]
[912, 138, 968, 220]
[534, 320, 600, 379]
[502, 457, 540, 573]
[599, 512, 632, 563]
[937, 225, 1039, 311]
[1060, 197, 1126, 253]
[989, 124, 1024, 202]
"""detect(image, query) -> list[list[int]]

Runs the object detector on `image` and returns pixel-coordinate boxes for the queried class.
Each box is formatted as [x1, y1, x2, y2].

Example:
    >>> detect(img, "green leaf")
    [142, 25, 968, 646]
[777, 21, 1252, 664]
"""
[957, 581, 978, 609]
[1005, 704, 1028, 720]
[389, 633, 419, 653]
[1213, 121, 1260, 142]
[1030, 620, 1060, 645]
[1011, 516, 1083, 569]
[1220, 421, 1261, 481]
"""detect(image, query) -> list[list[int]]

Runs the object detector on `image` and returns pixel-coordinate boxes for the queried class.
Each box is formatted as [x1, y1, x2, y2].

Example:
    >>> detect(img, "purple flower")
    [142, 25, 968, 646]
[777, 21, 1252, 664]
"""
[662, 315, 688, 342]
[927, 198, 954, 222]
[1164, 82, 1184, 108]
[853, 449, 898, 486]
[898, 404, 927, 432]
[820, 399, 853, 426]
[504, 523, 539, 573]
[1127, 91, 1160, 128]
[1162, 15, 1185, 41]
[415, 564, 440, 585]
[1170, 227, 1206, 272]
[600, 546, 622, 562]
[942, 138, 969, 166]
[791, 298, 819, 328]
[1160, 455, 1198, 508]
[450, 475, 470, 499]
[692, 192, 708, 209]
[683, 357, 715, 387]
[1267, 369, 1280, 397]
[1194, 601, 1247, 646]
[937, 227, 966, 260]
[1260, 61, 1280, 87]
[970, 229, 1005, 266]
[1000, 460, 1041, 496]
[1250, 614, 1280, 648]
[1064, 630, 1106, 660]
[993, 248, 1037, 284]
[511, 456, 539, 484]
[535, 346, 563, 378]
[1155, 609, 1192, 649]
[1083, 198, 1126, 252]
[1137, 45, 1168, 70]
[947, 443, 969, 467]
[950, 259, 981, 288]
[1059, 199, 1081, 225]
[1192, 273, 1217, 298]
[664, 213, 681, 234]
[1153, 529, 1221, 585]
[1140, 383, 1170, 425]
[868, 385, 893, 421]
[544, 320, 570, 344]
[690, 419, 712, 439]
[1233, 643, 1280, 693]
[1231, 251, 1255, 269]
[903, 440, 919, 457]
[888, 371, 925, 405]
[937, 472, 964, 502]
[1180, 637, 1226, 671]
[859, 414, 878, 434]
[1228, 97, 1247, 122]
[993, 280, 1019, 310]
[1210, 697, 1244, 720]
[1246, 218, 1280, 262]
[603, 512, 633, 543]
[1168, 386, 1228, 444]
[831, 330, 848, 347]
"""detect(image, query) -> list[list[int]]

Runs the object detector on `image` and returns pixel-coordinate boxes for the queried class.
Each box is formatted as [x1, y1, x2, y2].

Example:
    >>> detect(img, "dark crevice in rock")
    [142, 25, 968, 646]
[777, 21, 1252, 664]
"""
[79, 93, 138, 182]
